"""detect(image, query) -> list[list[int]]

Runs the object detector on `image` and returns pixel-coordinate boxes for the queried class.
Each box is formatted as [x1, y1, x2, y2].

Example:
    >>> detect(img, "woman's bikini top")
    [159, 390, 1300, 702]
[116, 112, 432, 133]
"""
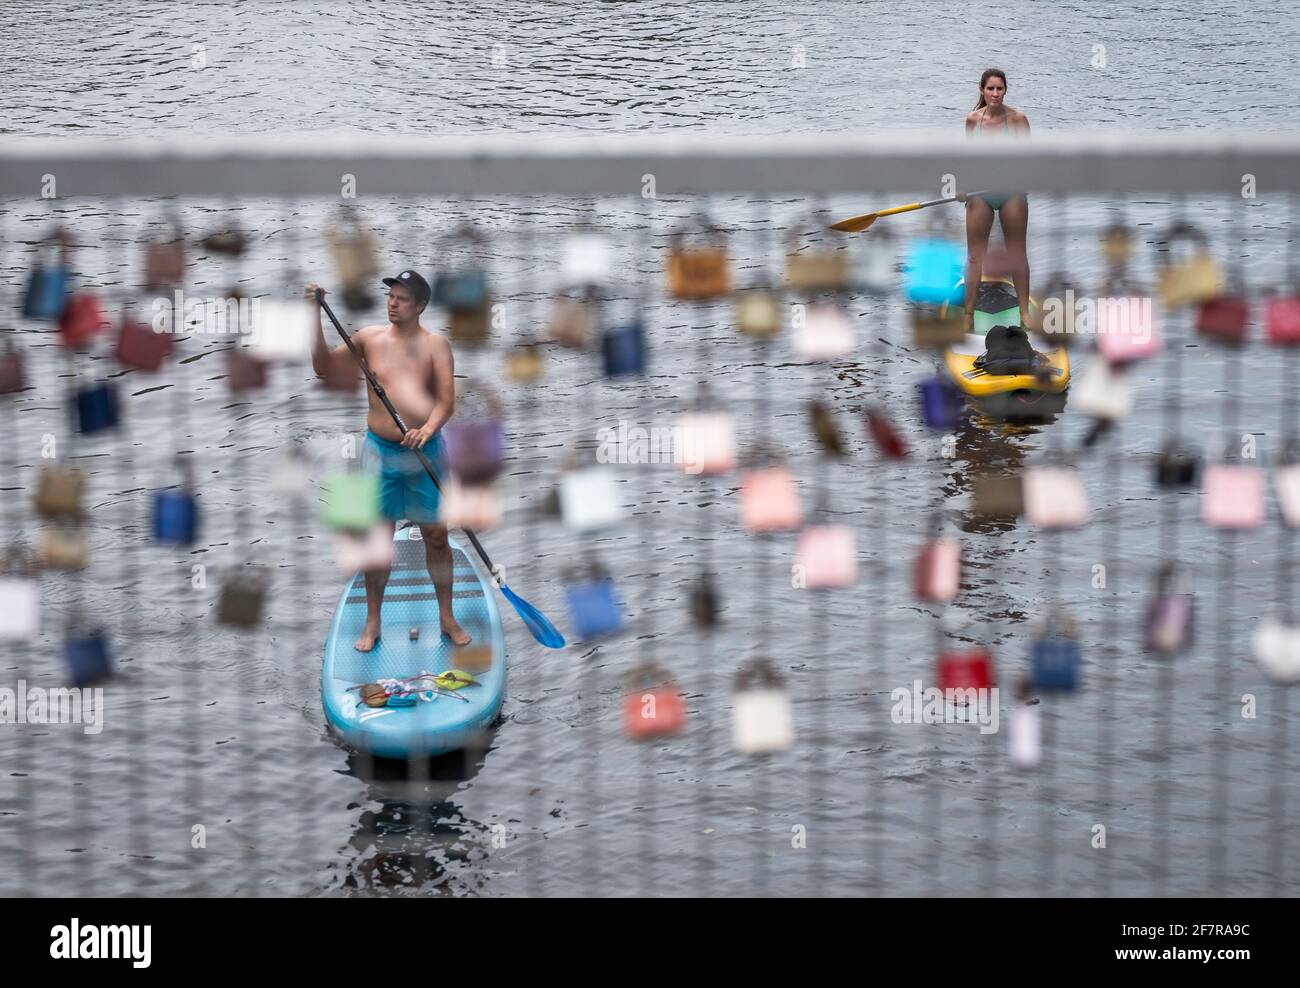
[974, 108, 1011, 136]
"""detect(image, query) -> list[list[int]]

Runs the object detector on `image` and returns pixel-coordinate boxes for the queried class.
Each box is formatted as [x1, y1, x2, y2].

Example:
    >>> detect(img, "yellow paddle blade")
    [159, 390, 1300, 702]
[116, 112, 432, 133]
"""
[829, 213, 879, 233]
[828, 201, 925, 234]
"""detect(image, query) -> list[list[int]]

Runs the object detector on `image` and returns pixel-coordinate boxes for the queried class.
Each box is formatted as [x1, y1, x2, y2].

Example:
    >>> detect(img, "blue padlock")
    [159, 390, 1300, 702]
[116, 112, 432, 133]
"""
[565, 573, 624, 640]
[23, 265, 70, 321]
[903, 239, 965, 305]
[602, 322, 646, 377]
[918, 374, 963, 432]
[1031, 633, 1082, 691]
[64, 630, 113, 686]
[432, 270, 488, 312]
[75, 381, 119, 435]
[153, 488, 198, 545]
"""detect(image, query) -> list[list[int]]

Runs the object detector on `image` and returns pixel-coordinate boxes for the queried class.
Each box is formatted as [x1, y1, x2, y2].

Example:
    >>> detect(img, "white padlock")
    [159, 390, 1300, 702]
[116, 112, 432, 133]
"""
[246, 299, 313, 361]
[1252, 617, 1300, 684]
[1024, 465, 1089, 530]
[559, 465, 624, 532]
[1008, 702, 1041, 769]
[794, 302, 855, 360]
[1072, 356, 1133, 422]
[0, 577, 39, 641]
[733, 685, 795, 754]
[561, 233, 613, 288]
[675, 411, 736, 476]
[332, 523, 395, 575]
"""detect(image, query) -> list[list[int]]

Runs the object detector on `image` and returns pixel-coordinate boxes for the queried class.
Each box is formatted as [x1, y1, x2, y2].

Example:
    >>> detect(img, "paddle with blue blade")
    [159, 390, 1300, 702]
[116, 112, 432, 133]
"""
[317, 291, 566, 649]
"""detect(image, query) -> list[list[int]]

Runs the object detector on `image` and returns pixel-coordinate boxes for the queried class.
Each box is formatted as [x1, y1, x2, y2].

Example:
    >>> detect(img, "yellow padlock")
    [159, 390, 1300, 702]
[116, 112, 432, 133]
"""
[1157, 222, 1225, 309]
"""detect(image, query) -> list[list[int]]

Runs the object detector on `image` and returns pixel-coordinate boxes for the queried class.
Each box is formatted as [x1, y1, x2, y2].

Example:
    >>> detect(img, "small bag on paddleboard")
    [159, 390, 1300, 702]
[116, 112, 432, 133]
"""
[974, 324, 1038, 376]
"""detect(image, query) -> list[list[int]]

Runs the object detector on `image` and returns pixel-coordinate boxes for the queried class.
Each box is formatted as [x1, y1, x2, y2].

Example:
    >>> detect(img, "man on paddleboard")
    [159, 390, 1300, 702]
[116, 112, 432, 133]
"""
[307, 270, 472, 651]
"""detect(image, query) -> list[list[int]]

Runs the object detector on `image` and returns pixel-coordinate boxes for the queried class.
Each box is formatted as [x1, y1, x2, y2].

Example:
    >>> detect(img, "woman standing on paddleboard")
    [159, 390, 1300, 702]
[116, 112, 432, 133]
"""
[962, 68, 1032, 331]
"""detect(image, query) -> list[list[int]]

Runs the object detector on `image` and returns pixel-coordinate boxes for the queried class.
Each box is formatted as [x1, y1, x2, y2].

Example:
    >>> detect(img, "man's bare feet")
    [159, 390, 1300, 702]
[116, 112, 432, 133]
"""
[441, 615, 472, 647]
[354, 618, 381, 652]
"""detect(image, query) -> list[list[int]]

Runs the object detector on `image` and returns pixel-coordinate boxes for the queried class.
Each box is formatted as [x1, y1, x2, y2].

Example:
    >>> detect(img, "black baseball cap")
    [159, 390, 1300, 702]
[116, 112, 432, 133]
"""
[382, 270, 431, 307]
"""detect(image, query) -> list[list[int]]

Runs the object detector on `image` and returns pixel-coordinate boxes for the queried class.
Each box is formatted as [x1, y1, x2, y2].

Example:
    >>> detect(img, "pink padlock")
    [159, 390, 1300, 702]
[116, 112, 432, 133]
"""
[1267, 295, 1300, 346]
[739, 465, 802, 533]
[795, 525, 857, 588]
[1201, 464, 1265, 529]
[1023, 466, 1089, 530]
[1095, 296, 1160, 364]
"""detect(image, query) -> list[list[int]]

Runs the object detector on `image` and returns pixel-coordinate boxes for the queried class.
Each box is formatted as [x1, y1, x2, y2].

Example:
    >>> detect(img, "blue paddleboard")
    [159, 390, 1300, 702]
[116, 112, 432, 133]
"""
[321, 526, 506, 759]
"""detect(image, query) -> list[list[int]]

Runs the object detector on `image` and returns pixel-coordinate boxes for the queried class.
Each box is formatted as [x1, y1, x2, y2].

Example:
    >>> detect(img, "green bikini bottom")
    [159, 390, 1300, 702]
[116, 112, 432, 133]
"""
[972, 192, 1028, 211]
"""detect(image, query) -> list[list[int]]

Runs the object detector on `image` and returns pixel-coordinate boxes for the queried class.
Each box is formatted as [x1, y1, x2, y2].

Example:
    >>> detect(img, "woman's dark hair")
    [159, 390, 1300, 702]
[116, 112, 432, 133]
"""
[974, 68, 1007, 110]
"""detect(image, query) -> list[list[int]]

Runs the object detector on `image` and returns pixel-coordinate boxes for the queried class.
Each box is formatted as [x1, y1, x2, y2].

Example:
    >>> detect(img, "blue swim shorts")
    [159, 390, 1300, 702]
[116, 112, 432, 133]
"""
[972, 192, 1028, 211]
[360, 429, 448, 524]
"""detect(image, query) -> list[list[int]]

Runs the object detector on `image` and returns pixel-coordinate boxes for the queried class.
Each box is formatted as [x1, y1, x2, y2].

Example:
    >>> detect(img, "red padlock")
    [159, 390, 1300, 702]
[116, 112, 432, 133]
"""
[865, 406, 909, 460]
[114, 315, 173, 371]
[1266, 295, 1300, 346]
[225, 347, 267, 392]
[622, 663, 686, 740]
[1196, 295, 1249, 344]
[57, 292, 110, 348]
[936, 648, 995, 692]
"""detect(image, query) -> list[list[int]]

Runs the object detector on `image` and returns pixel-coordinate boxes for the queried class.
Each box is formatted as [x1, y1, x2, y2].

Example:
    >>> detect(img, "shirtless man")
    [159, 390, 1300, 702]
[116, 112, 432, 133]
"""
[307, 269, 471, 651]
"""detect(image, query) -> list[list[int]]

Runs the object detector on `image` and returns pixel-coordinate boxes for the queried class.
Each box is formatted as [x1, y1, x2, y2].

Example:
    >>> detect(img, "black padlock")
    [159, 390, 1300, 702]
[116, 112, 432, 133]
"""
[217, 565, 269, 629]
[1154, 443, 1201, 489]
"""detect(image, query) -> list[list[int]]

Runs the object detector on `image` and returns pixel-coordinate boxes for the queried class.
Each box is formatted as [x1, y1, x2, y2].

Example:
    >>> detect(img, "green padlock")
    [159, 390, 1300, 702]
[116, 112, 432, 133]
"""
[321, 472, 380, 531]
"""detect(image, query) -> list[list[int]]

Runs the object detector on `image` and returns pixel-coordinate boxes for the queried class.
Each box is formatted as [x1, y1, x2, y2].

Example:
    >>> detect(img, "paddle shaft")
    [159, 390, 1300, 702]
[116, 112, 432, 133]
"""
[316, 293, 501, 579]
[830, 190, 992, 231]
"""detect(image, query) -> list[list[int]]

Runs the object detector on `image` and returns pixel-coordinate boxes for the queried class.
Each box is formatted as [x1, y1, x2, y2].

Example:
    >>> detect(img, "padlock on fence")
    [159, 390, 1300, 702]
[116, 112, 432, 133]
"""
[115, 312, 173, 372]
[561, 232, 613, 290]
[601, 320, 646, 377]
[325, 211, 380, 312]
[1252, 616, 1300, 684]
[503, 340, 546, 383]
[564, 560, 624, 641]
[864, 406, 909, 460]
[734, 286, 782, 341]
[1153, 440, 1201, 489]
[911, 304, 965, 349]
[794, 301, 854, 360]
[1095, 291, 1160, 364]
[1266, 284, 1300, 346]
[972, 472, 1024, 518]
[1029, 610, 1082, 692]
[0, 546, 39, 642]
[1145, 562, 1194, 655]
[622, 663, 686, 741]
[217, 564, 270, 629]
[914, 516, 960, 603]
[795, 523, 857, 589]
[738, 449, 802, 533]
[1007, 681, 1042, 770]
[152, 457, 199, 546]
[143, 222, 187, 292]
[444, 384, 505, 486]
[35, 463, 85, 518]
[1023, 463, 1089, 530]
[63, 627, 113, 687]
[732, 657, 795, 755]
[225, 346, 268, 393]
[666, 224, 731, 300]
[331, 522, 395, 575]
[918, 373, 963, 432]
[903, 237, 965, 305]
[808, 400, 845, 458]
[73, 379, 120, 436]
[0, 335, 26, 395]
[59, 291, 111, 350]
[1156, 221, 1225, 309]
[689, 569, 721, 628]
[547, 294, 597, 349]
[1201, 437, 1264, 529]
[37, 523, 88, 571]
[321, 470, 381, 533]
[936, 647, 995, 692]
[22, 234, 71, 321]
[785, 231, 850, 293]
[439, 476, 502, 531]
